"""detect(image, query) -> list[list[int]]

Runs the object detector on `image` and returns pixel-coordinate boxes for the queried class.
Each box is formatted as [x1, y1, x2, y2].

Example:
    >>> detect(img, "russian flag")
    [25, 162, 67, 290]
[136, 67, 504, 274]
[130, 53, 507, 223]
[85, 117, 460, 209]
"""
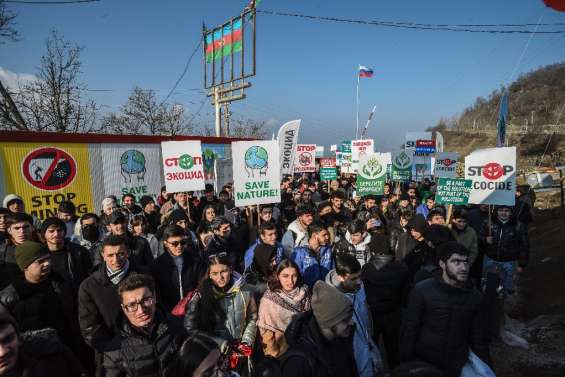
[359, 65, 374, 78]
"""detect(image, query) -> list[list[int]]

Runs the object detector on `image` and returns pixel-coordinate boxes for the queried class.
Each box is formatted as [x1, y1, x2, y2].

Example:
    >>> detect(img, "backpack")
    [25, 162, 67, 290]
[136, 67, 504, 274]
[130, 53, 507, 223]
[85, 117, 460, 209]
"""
[171, 289, 197, 317]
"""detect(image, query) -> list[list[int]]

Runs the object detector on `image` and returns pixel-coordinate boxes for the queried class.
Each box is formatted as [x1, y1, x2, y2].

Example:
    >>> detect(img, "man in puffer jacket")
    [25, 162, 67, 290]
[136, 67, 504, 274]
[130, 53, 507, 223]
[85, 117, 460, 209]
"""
[326, 255, 384, 377]
[478, 205, 529, 295]
[333, 220, 372, 267]
[400, 242, 490, 377]
[291, 222, 334, 288]
[101, 274, 187, 376]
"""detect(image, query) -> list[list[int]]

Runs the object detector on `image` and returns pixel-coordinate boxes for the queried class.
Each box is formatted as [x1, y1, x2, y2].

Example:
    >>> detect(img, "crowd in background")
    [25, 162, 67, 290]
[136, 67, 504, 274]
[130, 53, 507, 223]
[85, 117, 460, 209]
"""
[0, 174, 535, 377]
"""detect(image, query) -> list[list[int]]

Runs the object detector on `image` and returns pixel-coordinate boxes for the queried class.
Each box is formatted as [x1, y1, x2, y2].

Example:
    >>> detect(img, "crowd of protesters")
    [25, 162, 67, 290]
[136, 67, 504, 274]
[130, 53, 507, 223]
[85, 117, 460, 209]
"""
[0, 175, 534, 377]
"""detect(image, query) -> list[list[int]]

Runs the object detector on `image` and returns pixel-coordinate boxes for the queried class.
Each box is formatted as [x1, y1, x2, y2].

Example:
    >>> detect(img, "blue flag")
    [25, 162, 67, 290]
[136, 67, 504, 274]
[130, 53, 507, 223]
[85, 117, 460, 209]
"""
[496, 90, 509, 147]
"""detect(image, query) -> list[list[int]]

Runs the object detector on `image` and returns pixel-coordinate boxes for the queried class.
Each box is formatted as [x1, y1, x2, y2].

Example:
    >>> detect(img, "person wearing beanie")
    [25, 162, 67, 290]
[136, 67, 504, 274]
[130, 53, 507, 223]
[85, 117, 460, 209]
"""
[282, 280, 358, 377]
[395, 214, 428, 262]
[39, 217, 92, 292]
[0, 304, 86, 377]
[243, 242, 277, 299]
[2, 194, 24, 214]
[139, 195, 160, 234]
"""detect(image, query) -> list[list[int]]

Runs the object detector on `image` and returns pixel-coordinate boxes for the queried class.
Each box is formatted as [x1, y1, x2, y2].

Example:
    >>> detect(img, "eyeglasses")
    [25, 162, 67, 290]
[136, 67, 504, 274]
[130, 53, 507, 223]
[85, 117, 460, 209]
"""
[166, 239, 188, 248]
[122, 296, 155, 313]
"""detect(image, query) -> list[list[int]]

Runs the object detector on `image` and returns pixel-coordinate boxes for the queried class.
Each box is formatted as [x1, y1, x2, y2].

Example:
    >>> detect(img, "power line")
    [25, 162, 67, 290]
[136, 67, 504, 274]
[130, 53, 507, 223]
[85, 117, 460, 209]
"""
[5, 0, 99, 4]
[160, 38, 202, 106]
[257, 10, 565, 34]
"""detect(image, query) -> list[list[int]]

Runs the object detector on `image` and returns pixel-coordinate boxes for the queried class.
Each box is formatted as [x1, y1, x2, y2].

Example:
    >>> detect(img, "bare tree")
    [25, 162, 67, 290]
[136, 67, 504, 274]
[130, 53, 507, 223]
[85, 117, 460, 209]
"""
[229, 116, 268, 139]
[103, 86, 194, 136]
[0, 30, 100, 132]
[0, 0, 19, 43]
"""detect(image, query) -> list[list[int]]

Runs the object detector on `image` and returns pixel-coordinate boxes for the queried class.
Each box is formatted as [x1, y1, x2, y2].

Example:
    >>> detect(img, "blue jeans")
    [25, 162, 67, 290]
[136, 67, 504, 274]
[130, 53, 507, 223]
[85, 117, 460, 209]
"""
[483, 256, 516, 295]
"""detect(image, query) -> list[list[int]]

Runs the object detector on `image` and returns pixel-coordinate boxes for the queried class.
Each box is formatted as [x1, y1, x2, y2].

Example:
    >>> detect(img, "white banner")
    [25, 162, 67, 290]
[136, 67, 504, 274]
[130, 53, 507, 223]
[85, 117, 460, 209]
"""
[465, 147, 516, 205]
[315, 145, 325, 158]
[232, 140, 281, 206]
[161, 141, 205, 193]
[405, 132, 432, 151]
[434, 152, 459, 178]
[294, 144, 316, 173]
[351, 139, 374, 172]
[435, 132, 445, 153]
[100, 144, 163, 203]
[277, 120, 301, 176]
[214, 158, 233, 193]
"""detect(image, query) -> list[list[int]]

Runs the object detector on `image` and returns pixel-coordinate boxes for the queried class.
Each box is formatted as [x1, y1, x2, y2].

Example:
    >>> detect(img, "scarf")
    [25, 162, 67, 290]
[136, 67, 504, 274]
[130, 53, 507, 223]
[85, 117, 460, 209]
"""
[107, 260, 130, 285]
[257, 285, 311, 333]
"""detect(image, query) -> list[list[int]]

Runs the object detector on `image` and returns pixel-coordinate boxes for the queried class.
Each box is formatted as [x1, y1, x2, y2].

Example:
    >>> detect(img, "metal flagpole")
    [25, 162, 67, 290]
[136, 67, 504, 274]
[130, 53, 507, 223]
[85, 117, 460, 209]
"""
[356, 67, 360, 139]
[361, 105, 376, 139]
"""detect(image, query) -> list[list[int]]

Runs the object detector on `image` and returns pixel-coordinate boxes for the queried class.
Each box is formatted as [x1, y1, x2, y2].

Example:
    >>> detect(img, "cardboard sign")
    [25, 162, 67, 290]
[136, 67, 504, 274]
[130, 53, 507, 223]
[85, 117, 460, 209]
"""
[232, 140, 281, 206]
[294, 144, 316, 173]
[357, 154, 387, 195]
[465, 147, 516, 205]
[435, 178, 472, 205]
[161, 141, 206, 193]
[277, 120, 301, 176]
[391, 150, 413, 181]
[434, 152, 459, 178]
[319, 157, 337, 181]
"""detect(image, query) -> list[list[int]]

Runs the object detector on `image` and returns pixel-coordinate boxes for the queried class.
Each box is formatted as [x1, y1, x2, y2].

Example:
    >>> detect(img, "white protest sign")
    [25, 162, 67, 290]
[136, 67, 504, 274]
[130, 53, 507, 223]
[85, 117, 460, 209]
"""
[412, 155, 433, 181]
[465, 147, 516, 205]
[351, 139, 374, 172]
[434, 152, 459, 178]
[100, 144, 163, 203]
[232, 140, 281, 207]
[294, 144, 316, 173]
[277, 120, 301, 176]
[161, 141, 205, 193]
[316, 145, 325, 158]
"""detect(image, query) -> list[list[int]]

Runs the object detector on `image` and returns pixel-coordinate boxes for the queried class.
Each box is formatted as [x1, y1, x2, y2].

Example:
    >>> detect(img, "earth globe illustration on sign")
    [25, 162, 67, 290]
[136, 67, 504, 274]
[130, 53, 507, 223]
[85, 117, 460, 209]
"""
[120, 149, 146, 183]
[244, 146, 269, 177]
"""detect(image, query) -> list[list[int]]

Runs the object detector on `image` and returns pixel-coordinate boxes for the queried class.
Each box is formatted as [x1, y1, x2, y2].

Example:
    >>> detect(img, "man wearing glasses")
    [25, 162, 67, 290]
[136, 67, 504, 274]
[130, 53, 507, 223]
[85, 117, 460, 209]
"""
[78, 235, 141, 373]
[101, 274, 187, 376]
[150, 225, 205, 312]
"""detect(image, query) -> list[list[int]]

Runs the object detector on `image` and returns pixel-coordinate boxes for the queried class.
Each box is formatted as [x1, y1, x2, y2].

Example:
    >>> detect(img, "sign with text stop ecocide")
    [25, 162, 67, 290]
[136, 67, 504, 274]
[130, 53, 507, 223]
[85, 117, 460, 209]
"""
[161, 141, 206, 193]
[465, 146, 516, 205]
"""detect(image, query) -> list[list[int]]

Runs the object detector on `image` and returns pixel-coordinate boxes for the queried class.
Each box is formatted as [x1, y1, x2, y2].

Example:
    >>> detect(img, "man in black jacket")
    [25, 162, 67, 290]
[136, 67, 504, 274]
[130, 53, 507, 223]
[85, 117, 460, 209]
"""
[150, 225, 205, 312]
[400, 241, 490, 377]
[78, 235, 139, 371]
[362, 236, 409, 368]
[101, 274, 187, 377]
[282, 281, 357, 377]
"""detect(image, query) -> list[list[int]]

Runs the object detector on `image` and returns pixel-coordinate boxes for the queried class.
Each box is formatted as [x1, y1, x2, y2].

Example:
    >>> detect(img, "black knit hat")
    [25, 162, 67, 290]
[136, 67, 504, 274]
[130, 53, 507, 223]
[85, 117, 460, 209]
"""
[169, 209, 189, 224]
[40, 217, 66, 236]
[424, 224, 454, 248]
[139, 196, 154, 209]
[407, 214, 427, 234]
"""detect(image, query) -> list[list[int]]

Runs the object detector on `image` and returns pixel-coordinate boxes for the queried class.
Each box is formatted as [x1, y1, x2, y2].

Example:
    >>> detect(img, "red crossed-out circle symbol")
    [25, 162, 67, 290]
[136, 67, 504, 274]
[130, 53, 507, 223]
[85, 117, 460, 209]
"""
[441, 159, 455, 166]
[299, 152, 313, 166]
[22, 147, 77, 190]
[482, 162, 504, 180]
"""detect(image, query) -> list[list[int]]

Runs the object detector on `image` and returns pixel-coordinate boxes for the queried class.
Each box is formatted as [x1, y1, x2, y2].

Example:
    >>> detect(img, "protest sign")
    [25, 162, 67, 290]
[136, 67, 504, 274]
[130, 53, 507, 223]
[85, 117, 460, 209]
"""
[391, 150, 413, 181]
[434, 152, 459, 178]
[0, 142, 94, 221]
[232, 140, 281, 207]
[405, 132, 432, 151]
[277, 120, 301, 176]
[101, 144, 162, 203]
[351, 139, 374, 172]
[319, 157, 337, 181]
[161, 141, 205, 193]
[316, 146, 325, 158]
[413, 155, 433, 181]
[415, 140, 436, 154]
[465, 146, 516, 205]
[357, 154, 387, 195]
[294, 144, 316, 173]
[435, 178, 472, 205]
[214, 158, 233, 194]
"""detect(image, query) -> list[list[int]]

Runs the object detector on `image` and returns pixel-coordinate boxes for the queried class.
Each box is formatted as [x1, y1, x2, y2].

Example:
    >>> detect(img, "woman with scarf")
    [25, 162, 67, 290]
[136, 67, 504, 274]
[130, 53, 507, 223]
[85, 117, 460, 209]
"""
[184, 253, 257, 374]
[257, 259, 311, 358]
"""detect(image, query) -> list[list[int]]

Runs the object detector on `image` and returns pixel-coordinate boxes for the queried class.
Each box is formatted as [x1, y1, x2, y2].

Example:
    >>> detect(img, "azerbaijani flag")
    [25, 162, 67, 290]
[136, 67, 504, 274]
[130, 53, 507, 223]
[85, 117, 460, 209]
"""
[359, 65, 374, 78]
[205, 19, 243, 62]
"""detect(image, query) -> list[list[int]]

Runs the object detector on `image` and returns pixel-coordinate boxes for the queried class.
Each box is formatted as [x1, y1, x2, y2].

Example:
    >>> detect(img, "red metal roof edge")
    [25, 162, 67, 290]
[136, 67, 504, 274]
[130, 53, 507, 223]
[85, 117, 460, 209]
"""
[0, 131, 255, 144]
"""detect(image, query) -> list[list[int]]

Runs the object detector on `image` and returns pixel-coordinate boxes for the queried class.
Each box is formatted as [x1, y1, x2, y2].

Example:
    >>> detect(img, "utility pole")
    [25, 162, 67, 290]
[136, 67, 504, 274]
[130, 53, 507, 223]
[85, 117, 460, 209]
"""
[0, 79, 28, 131]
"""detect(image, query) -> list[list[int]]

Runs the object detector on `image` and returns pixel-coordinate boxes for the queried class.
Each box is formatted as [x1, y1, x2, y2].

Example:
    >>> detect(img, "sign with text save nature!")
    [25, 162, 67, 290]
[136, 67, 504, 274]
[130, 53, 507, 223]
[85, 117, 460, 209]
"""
[232, 140, 281, 207]
[277, 120, 301, 176]
[465, 146, 516, 206]
[435, 178, 472, 205]
[357, 154, 387, 195]
[161, 141, 206, 193]
[391, 150, 413, 181]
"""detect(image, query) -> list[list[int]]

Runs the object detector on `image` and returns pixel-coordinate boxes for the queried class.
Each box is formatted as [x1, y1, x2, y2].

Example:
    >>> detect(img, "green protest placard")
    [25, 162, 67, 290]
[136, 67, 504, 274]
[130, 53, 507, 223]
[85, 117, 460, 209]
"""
[435, 178, 472, 205]
[391, 150, 413, 181]
[357, 154, 387, 195]
[319, 157, 337, 180]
